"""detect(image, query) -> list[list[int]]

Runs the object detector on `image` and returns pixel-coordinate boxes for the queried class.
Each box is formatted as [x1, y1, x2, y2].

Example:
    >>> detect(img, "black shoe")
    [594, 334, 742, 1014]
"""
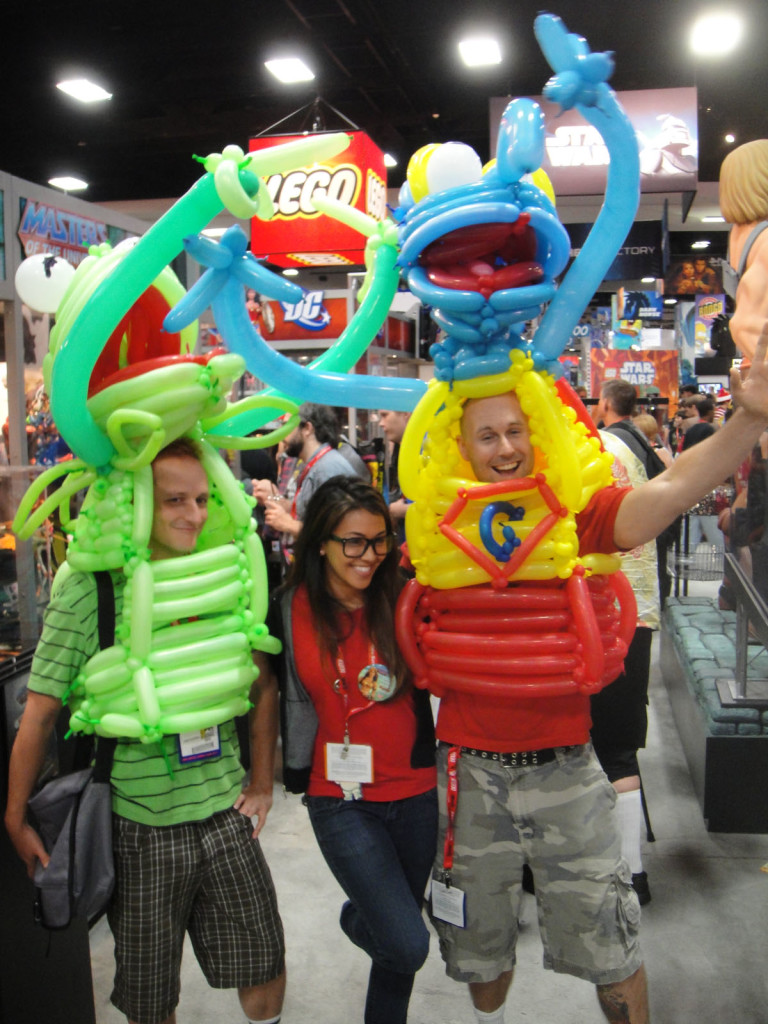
[522, 863, 535, 895]
[632, 871, 651, 906]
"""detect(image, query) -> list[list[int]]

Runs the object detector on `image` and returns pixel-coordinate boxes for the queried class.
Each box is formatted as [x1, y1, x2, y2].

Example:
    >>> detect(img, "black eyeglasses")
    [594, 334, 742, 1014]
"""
[328, 533, 395, 558]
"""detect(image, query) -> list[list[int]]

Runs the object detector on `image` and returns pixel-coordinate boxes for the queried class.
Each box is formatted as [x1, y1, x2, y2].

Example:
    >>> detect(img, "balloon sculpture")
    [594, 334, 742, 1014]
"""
[14, 13, 641, 736]
[13, 135, 357, 742]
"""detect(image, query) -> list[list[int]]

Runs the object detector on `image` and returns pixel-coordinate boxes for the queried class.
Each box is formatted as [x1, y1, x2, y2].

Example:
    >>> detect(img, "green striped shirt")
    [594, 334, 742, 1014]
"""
[29, 570, 245, 826]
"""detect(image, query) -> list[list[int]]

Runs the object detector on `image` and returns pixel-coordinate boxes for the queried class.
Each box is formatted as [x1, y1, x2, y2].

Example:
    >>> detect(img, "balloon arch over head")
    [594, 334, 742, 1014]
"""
[13, 13, 639, 741]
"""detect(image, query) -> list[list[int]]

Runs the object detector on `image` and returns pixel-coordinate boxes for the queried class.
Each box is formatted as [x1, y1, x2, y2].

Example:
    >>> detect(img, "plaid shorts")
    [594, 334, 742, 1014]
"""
[108, 807, 285, 1024]
[430, 743, 642, 986]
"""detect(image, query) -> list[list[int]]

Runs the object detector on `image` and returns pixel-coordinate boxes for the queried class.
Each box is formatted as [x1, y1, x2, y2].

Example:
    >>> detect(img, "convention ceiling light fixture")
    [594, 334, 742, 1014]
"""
[283, 268, 300, 276]
[56, 78, 112, 103]
[48, 176, 88, 191]
[641, 277, 656, 284]
[265, 57, 315, 83]
[458, 36, 502, 67]
[701, 215, 726, 223]
[664, 298, 678, 305]
[384, 153, 398, 167]
[690, 12, 744, 56]
[202, 227, 228, 237]
[691, 239, 711, 249]
[725, 133, 735, 144]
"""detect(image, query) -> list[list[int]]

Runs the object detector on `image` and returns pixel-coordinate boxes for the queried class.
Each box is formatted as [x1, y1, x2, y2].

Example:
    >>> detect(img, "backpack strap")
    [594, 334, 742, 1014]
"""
[92, 571, 117, 782]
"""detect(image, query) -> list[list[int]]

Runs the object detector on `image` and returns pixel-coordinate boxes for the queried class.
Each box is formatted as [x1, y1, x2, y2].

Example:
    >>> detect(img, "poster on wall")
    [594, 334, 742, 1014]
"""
[694, 293, 727, 355]
[664, 255, 723, 296]
[590, 349, 679, 399]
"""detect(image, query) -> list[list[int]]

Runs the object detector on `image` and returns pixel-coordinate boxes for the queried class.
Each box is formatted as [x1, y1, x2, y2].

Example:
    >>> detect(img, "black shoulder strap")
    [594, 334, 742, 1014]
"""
[92, 571, 117, 780]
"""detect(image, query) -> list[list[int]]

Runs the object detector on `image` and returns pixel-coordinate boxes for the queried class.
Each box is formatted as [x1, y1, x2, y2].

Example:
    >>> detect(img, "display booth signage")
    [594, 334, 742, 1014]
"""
[249, 131, 387, 268]
[17, 198, 108, 266]
[590, 348, 679, 397]
[568, 220, 663, 281]
[490, 87, 697, 196]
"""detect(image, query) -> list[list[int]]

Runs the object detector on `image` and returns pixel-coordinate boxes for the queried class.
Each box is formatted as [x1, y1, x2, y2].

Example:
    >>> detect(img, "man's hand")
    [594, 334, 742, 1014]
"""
[234, 785, 274, 839]
[253, 479, 278, 506]
[264, 498, 300, 536]
[5, 819, 49, 879]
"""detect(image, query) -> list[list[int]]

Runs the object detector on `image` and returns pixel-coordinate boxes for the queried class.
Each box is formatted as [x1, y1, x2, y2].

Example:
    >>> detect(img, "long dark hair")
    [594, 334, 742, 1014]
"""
[285, 475, 408, 690]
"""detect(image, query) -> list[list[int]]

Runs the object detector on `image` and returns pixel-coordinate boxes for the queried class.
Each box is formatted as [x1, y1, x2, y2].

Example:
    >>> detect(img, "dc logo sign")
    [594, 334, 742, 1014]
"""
[281, 291, 332, 331]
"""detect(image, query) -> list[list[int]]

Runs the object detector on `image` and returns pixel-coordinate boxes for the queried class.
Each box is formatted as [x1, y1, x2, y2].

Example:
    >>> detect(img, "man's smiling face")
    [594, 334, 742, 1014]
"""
[457, 392, 535, 484]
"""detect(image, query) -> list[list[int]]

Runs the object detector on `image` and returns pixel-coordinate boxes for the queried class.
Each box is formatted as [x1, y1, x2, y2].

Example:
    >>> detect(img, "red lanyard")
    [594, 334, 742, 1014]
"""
[443, 746, 461, 882]
[291, 445, 331, 518]
[334, 642, 377, 747]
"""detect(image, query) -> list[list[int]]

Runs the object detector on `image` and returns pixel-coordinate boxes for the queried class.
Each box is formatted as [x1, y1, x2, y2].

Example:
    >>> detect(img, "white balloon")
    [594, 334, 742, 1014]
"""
[425, 142, 483, 196]
[15, 253, 76, 313]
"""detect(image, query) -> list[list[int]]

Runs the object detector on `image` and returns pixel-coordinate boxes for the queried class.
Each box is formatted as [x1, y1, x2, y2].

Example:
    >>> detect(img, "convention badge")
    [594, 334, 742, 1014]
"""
[357, 663, 396, 701]
[177, 725, 222, 763]
[431, 878, 466, 928]
[325, 742, 374, 784]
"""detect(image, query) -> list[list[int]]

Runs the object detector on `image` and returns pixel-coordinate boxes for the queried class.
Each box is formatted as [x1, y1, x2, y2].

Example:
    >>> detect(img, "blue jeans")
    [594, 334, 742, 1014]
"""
[306, 788, 438, 1024]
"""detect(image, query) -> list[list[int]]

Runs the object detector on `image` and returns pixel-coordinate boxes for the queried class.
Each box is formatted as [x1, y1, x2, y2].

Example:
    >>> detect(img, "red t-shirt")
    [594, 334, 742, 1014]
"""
[434, 485, 631, 752]
[292, 586, 436, 800]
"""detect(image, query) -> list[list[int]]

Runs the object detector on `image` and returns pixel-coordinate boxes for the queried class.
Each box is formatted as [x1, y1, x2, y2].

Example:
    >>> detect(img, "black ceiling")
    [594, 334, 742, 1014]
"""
[5, 0, 768, 205]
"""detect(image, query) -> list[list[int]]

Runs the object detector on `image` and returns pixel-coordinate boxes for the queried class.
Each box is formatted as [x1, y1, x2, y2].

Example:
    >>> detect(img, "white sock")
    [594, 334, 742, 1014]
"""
[474, 1006, 506, 1024]
[616, 789, 643, 874]
[247, 1016, 280, 1024]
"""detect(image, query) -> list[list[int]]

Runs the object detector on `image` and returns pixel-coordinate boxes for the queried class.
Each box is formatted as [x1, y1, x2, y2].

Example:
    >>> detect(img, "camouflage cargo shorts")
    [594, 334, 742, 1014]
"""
[429, 743, 642, 985]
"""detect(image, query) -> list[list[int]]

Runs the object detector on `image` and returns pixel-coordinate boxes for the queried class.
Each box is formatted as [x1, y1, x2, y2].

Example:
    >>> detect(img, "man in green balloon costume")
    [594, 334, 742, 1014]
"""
[5, 437, 286, 1024]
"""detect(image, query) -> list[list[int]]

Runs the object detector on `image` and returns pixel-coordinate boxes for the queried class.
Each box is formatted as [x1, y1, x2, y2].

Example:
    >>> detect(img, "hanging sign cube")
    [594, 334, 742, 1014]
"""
[249, 131, 387, 268]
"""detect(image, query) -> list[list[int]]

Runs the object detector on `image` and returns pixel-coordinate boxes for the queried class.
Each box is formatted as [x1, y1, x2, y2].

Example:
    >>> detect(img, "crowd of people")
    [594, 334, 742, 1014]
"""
[6, 339, 768, 1024]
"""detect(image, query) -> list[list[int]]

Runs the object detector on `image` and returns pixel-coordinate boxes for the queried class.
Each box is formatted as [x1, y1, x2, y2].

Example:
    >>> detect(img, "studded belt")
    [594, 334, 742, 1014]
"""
[441, 741, 581, 768]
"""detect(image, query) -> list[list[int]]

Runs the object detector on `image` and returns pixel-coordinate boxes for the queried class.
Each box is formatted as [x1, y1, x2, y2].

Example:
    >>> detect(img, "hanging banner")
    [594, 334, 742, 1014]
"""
[249, 131, 387, 268]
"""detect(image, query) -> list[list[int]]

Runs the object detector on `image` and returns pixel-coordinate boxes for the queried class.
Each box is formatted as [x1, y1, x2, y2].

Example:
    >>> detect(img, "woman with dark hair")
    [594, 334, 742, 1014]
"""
[267, 475, 437, 1024]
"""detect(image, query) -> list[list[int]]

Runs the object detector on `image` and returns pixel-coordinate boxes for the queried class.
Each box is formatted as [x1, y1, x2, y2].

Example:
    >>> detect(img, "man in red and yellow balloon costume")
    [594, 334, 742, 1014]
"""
[396, 339, 768, 1022]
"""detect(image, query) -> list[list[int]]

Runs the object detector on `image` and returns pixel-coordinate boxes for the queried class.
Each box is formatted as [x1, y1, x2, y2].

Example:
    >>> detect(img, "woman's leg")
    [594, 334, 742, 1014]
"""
[306, 790, 437, 1024]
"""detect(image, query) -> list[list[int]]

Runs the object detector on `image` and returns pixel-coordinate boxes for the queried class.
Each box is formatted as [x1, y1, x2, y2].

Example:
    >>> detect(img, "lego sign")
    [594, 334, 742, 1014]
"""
[249, 131, 386, 268]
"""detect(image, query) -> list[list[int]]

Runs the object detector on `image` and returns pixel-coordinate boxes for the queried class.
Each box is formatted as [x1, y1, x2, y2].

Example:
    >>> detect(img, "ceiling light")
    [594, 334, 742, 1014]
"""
[701, 215, 725, 223]
[283, 268, 299, 277]
[725, 133, 735, 144]
[202, 227, 228, 238]
[48, 176, 88, 191]
[691, 240, 711, 249]
[458, 37, 502, 67]
[265, 58, 315, 83]
[690, 13, 743, 56]
[664, 298, 678, 305]
[56, 79, 112, 103]
[641, 277, 656, 284]
[384, 153, 398, 168]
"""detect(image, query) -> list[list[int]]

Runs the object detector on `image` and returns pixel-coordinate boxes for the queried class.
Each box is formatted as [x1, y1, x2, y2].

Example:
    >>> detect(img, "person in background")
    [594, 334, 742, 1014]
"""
[594, 428, 661, 907]
[259, 403, 358, 549]
[633, 413, 674, 468]
[5, 438, 286, 1024]
[596, 379, 675, 607]
[378, 409, 411, 546]
[263, 476, 437, 1024]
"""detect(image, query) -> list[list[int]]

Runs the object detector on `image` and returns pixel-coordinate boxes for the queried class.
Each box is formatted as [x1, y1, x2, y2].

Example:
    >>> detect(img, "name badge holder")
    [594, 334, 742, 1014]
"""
[325, 645, 396, 800]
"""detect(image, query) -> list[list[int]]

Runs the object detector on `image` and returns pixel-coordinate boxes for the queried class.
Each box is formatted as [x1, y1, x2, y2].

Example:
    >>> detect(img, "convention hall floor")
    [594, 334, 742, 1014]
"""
[89, 582, 768, 1024]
